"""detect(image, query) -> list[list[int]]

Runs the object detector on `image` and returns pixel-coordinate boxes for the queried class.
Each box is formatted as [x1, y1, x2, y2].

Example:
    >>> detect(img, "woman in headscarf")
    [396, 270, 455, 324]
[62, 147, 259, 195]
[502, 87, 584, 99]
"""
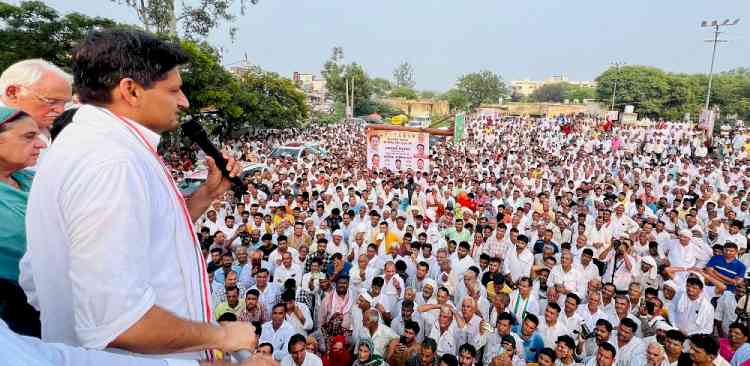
[353, 338, 388, 366]
[0, 107, 46, 337]
[322, 335, 353, 366]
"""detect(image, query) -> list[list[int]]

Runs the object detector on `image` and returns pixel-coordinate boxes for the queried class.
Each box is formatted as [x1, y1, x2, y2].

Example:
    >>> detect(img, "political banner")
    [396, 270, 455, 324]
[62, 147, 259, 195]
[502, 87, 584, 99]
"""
[454, 113, 465, 145]
[367, 129, 430, 172]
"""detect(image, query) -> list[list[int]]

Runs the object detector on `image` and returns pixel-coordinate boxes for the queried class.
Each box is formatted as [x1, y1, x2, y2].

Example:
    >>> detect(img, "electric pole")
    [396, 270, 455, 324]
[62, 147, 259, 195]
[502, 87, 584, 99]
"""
[701, 18, 740, 111]
[610, 62, 625, 111]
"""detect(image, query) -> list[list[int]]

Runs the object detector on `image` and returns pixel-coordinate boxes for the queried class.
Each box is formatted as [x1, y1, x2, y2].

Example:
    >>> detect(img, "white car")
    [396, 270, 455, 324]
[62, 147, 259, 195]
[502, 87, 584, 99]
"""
[178, 162, 267, 196]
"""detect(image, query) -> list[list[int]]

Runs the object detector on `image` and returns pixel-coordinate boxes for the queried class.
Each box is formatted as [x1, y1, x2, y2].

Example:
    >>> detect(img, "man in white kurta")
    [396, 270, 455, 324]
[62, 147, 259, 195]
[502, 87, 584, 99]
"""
[21, 28, 251, 361]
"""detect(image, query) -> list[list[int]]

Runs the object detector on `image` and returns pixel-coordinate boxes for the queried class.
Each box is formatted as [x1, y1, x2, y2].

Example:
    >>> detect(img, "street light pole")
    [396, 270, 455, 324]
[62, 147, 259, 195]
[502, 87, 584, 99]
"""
[610, 62, 625, 111]
[701, 18, 740, 111]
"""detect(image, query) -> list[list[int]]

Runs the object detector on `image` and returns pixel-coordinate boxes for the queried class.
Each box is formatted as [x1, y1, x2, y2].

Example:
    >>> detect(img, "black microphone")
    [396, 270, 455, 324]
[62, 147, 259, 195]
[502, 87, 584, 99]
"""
[181, 120, 245, 192]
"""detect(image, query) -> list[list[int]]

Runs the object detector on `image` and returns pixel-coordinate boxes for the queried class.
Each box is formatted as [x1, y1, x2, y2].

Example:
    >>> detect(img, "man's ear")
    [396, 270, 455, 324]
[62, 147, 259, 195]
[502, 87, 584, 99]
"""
[116, 78, 142, 106]
[3, 85, 21, 103]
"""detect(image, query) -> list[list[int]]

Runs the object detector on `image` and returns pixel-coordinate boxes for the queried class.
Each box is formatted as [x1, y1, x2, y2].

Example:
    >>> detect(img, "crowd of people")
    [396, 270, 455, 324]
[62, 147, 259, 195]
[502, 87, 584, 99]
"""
[2, 28, 750, 366]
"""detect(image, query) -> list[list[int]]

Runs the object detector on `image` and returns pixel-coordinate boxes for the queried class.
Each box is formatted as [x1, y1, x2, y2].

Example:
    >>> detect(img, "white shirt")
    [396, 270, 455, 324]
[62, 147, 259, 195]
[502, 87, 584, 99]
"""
[0, 320, 197, 366]
[23, 106, 209, 360]
[259, 321, 297, 361]
[281, 352, 323, 366]
[274, 263, 303, 286]
[503, 246, 534, 282]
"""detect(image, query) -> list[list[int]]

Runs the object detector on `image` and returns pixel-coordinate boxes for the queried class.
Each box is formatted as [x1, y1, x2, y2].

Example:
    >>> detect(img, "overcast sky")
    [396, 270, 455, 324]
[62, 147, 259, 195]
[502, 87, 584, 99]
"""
[38, 0, 750, 91]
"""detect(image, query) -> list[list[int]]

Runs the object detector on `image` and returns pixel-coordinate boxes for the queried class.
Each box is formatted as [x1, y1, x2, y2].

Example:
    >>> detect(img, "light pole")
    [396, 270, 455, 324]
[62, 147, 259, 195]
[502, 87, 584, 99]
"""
[701, 18, 740, 111]
[610, 62, 625, 111]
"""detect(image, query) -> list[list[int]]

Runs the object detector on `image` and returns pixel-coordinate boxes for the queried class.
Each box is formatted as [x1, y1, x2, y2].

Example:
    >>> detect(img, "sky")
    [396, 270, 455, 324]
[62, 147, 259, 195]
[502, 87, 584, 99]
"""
[38, 0, 750, 91]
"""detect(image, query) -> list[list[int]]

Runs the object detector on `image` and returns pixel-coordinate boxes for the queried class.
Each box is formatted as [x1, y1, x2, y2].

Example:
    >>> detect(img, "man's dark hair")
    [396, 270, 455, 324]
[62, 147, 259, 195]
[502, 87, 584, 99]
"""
[245, 288, 260, 298]
[439, 354, 458, 366]
[524, 313, 539, 326]
[422, 337, 437, 353]
[665, 329, 687, 343]
[598, 341, 617, 359]
[287, 333, 306, 352]
[258, 342, 274, 353]
[688, 334, 719, 356]
[404, 319, 421, 334]
[72, 29, 189, 105]
[217, 312, 237, 322]
[620, 317, 638, 333]
[595, 318, 613, 332]
[371, 276, 384, 288]
[458, 343, 476, 358]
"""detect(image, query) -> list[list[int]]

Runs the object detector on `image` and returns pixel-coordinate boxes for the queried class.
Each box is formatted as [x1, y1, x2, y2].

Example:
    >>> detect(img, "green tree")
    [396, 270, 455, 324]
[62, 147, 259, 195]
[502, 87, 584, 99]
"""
[110, 0, 258, 38]
[563, 84, 596, 102]
[530, 82, 567, 102]
[595, 65, 671, 118]
[180, 40, 236, 119]
[389, 86, 418, 100]
[393, 61, 415, 89]
[455, 70, 508, 108]
[322, 60, 373, 115]
[371, 77, 392, 97]
[0, 1, 118, 71]
[420, 90, 437, 99]
[440, 88, 470, 111]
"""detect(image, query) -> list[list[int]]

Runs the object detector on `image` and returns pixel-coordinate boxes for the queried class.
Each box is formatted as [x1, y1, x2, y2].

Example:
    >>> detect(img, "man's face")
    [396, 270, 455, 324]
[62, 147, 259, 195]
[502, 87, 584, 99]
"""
[3, 71, 72, 129]
[225, 217, 235, 228]
[226, 272, 238, 288]
[420, 346, 435, 366]
[688, 343, 712, 365]
[290, 341, 307, 366]
[544, 306, 558, 324]
[222, 255, 233, 269]
[595, 324, 610, 342]
[256, 272, 268, 287]
[596, 349, 615, 366]
[458, 350, 474, 366]
[438, 308, 452, 328]
[134, 68, 189, 133]
[271, 306, 285, 326]
[617, 324, 633, 343]
[227, 289, 239, 307]
[457, 246, 468, 258]
[336, 279, 349, 296]
[211, 251, 221, 264]
[522, 319, 537, 336]
[245, 294, 258, 309]
[556, 343, 572, 360]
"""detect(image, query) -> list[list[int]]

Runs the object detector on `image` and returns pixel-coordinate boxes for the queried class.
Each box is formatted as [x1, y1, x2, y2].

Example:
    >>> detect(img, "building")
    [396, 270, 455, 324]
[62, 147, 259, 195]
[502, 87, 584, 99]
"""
[292, 72, 330, 112]
[511, 75, 596, 97]
[381, 98, 449, 118]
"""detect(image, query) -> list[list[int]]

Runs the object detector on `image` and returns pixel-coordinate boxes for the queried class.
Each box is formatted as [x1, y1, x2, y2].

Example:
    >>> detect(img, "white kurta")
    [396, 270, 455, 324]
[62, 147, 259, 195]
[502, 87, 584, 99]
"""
[23, 106, 210, 360]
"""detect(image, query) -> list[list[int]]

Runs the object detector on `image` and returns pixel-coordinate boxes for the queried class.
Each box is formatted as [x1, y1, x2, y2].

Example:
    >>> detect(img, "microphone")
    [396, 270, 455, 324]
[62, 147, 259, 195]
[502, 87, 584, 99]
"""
[181, 120, 245, 192]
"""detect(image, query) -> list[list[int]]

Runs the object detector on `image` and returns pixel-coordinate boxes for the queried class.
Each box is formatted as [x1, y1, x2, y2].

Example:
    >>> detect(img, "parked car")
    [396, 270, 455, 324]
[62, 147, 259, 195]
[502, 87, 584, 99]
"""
[270, 142, 326, 160]
[178, 162, 267, 196]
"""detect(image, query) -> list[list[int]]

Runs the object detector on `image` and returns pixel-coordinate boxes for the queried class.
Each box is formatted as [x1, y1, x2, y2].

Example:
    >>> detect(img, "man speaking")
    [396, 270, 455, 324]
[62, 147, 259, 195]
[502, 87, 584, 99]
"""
[23, 29, 254, 360]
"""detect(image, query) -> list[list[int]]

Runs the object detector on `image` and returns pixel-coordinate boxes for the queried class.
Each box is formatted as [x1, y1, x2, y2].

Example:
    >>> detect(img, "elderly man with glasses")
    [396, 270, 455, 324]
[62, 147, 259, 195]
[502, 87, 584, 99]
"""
[0, 59, 73, 145]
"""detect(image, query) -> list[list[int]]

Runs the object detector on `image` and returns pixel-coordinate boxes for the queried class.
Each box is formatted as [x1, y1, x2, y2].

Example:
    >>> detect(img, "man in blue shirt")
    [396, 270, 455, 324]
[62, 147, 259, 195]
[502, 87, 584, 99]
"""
[706, 242, 747, 291]
[515, 313, 545, 363]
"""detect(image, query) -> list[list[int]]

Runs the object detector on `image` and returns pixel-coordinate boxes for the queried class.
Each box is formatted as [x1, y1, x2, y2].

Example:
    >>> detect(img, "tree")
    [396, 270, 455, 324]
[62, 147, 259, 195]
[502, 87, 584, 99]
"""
[110, 0, 258, 38]
[530, 82, 596, 103]
[440, 88, 470, 112]
[455, 70, 508, 108]
[530, 83, 567, 103]
[0, 1, 118, 71]
[595, 65, 671, 118]
[393, 61, 415, 89]
[420, 90, 437, 99]
[322, 60, 373, 115]
[370, 77, 392, 97]
[389, 86, 418, 100]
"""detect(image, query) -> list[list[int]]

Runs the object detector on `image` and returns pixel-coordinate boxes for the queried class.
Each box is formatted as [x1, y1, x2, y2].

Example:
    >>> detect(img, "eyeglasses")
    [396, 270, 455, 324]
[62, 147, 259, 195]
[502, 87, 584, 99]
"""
[20, 86, 70, 107]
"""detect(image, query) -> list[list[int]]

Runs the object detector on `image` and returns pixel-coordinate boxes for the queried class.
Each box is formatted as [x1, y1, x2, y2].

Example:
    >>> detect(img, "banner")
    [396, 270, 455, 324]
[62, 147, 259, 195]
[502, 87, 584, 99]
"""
[453, 113, 465, 145]
[367, 129, 430, 172]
